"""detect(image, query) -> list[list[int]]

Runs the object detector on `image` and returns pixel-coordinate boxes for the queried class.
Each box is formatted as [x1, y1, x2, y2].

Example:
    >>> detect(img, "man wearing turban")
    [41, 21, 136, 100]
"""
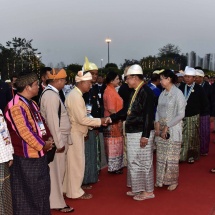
[64, 70, 110, 200]
[179, 66, 209, 163]
[40, 68, 74, 212]
[81, 57, 104, 189]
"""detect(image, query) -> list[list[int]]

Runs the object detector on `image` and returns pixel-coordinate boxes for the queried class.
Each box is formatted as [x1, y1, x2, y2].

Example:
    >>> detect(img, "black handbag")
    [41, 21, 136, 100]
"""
[47, 144, 57, 164]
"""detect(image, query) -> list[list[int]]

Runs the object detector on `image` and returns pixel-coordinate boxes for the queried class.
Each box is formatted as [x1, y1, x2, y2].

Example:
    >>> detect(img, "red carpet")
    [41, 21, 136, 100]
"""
[52, 130, 215, 215]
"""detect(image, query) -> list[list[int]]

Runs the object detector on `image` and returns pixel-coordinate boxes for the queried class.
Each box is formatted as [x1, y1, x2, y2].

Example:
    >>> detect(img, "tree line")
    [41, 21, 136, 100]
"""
[1, 37, 213, 81]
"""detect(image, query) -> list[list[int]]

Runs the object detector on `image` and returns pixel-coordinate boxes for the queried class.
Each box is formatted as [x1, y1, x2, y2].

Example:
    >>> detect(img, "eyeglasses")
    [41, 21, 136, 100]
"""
[126, 76, 135, 80]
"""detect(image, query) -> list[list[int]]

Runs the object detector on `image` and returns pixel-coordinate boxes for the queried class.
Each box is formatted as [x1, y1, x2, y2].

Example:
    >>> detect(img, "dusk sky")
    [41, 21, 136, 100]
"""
[1, 0, 215, 68]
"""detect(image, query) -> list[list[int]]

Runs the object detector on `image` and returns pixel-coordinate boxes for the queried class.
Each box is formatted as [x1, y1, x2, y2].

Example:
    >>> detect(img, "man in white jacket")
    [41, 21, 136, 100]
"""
[64, 70, 110, 200]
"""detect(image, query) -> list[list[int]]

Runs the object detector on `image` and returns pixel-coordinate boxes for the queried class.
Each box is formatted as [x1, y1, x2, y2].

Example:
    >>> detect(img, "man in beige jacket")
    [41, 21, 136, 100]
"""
[40, 68, 74, 213]
[64, 70, 109, 200]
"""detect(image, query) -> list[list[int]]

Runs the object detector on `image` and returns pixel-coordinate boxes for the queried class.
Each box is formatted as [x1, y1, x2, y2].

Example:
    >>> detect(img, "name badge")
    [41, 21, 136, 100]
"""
[86, 104, 93, 118]
[0, 115, 4, 123]
[0, 124, 10, 145]
[37, 121, 47, 136]
[86, 103, 92, 113]
[97, 100, 100, 108]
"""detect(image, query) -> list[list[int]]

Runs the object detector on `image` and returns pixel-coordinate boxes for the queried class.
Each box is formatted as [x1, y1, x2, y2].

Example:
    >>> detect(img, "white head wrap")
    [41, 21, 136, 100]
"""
[176, 73, 184, 77]
[195, 69, 204, 77]
[75, 71, 92, 82]
[184, 66, 196, 76]
[126, 64, 143, 76]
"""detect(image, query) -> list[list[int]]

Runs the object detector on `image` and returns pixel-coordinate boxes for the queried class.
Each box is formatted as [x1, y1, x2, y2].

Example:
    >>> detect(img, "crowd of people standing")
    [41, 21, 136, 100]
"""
[0, 58, 215, 214]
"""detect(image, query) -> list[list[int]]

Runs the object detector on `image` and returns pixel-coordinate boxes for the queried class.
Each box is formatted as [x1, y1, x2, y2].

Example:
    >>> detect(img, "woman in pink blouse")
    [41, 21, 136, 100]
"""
[103, 71, 124, 174]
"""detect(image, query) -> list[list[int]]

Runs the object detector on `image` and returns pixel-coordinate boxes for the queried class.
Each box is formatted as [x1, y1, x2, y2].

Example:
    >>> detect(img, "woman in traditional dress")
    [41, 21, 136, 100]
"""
[103, 71, 124, 174]
[155, 70, 186, 191]
[0, 109, 13, 215]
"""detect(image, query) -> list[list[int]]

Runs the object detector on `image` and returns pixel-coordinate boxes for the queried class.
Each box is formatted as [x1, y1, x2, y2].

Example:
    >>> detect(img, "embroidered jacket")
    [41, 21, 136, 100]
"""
[5, 94, 50, 158]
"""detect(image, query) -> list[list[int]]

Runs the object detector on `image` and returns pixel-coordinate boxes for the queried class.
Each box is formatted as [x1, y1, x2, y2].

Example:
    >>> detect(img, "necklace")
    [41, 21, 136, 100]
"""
[127, 81, 144, 115]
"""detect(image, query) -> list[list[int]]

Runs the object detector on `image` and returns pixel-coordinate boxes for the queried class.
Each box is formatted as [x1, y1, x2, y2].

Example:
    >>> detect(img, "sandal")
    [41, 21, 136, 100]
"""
[167, 184, 178, 191]
[56, 205, 74, 213]
[188, 157, 195, 164]
[155, 183, 162, 188]
[133, 193, 155, 201]
[82, 185, 93, 190]
[75, 193, 92, 200]
[126, 191, 141, 196]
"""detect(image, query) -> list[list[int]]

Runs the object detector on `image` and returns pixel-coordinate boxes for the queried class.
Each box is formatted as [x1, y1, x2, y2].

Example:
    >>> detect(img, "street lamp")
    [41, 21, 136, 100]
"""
[101, 59, 103, 75]
[105, 38, 111, 64]
[35, 54, 41, 77]
[101, 59, 103, 68]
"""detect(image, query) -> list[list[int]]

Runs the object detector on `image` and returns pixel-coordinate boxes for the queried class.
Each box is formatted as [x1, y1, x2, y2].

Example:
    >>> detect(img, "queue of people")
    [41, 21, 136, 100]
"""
[0, 61, 215, 214]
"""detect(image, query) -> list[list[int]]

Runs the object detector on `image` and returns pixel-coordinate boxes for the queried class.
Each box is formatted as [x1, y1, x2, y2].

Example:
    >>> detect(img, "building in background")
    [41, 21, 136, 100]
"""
[187, 52, 215, 71]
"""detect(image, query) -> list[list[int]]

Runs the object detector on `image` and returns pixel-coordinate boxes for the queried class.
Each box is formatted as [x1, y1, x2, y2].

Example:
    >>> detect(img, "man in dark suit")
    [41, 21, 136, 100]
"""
[0, 80, 12, 114]
[195, 67, 214, 156]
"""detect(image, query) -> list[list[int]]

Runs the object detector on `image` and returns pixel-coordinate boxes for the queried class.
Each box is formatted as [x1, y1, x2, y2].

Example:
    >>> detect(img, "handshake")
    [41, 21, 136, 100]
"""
[101, 117, 112, 126]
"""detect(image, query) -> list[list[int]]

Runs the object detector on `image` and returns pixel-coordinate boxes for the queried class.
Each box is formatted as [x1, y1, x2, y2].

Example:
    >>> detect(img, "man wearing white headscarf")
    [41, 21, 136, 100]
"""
[125, 65, 155, 201]
[64, 71, 109, 200]
[175, 72, 184, 88]
[179, 67, 209, 163]
[195, 68, 213, 156]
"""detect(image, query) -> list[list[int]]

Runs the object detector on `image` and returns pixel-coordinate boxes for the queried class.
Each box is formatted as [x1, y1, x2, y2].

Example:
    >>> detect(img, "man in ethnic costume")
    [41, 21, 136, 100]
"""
[5, 71, 53, 215]
[195, 68, 213, 156]
[0, 109, 13, 215]
[125, 65, 155, 201]
[176, 72, 184, 88]
[82, 57, 103, 188]
[40, 68, 74, 213]
[64, 71, 109, 200]
[179, 67, 209, 163]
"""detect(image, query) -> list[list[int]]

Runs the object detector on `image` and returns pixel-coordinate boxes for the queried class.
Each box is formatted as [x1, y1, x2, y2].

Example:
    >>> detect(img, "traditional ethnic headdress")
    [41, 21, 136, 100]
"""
[83, 57, 98, 72]
[47, 68, 67, 80]
[126, 64, 143, 76]
[184, 66, 196, 76]
[195, 69, 204, 77]
[75, 70, 92, 82]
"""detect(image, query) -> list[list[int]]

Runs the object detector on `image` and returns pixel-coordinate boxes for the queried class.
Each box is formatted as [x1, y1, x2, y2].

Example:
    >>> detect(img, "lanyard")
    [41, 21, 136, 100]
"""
[47, 86, 65, 108]
[184, 83, 195, 101]
[88, 88, 92, 104]
[201, 82, 205, 88]
[20, 96, 47, 136]
[21, 97, 41, 122]
[127, 81, 144, 115]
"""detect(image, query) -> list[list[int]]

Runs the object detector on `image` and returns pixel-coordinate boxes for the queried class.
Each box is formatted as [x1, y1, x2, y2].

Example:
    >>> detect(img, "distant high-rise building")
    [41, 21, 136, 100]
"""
[187, 51, 196, 67]
[186, 52, 215, 71]
[195, 55, 203, 68]
[203, 54, 210, 70]
[209, 54, 215, 71]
